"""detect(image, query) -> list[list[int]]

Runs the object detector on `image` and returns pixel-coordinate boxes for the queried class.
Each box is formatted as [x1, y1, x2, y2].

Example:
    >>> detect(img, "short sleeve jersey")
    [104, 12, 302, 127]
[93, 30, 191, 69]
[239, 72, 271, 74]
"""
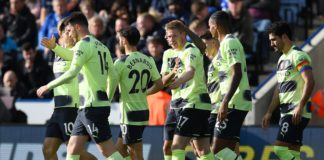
[277, 46, 312, 119]
[207, 57, 221, 113]
[161, 48, 185, 102]
[52, 55, 79, 108]
[114, 52, 161, 125]
[215, 34, 252, 111]
[177, 43, 210, 111]
[71, 35, 114, 108]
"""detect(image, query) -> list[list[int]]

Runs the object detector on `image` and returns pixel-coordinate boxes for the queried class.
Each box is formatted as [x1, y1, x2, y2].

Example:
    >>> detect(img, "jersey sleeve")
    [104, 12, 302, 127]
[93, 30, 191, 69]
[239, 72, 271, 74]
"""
[224, 39, 242, 66]
[185, 48, 200, 70]
[294, 52, 312, 73]
[150, 57, 161, 81]
[107, 59, 122, 101]
[52, 44, 73, 61]
[71, 41, 89, 68]
[161, 51, 170, 75]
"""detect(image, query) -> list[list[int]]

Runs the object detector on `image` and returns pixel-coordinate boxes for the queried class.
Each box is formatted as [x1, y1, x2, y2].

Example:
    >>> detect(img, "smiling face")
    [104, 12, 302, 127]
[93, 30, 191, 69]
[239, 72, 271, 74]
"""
[65, 23, 79, 41]
[165, 28, 185, 50]
[269, 33, 284, 53]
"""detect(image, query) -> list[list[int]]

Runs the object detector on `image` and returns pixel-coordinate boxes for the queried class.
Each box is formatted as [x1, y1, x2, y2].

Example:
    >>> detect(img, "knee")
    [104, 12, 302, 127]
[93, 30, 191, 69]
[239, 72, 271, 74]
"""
[163, 142, 172, 154]
[42, 145, 57, 158]
[67, 141, 81, 155]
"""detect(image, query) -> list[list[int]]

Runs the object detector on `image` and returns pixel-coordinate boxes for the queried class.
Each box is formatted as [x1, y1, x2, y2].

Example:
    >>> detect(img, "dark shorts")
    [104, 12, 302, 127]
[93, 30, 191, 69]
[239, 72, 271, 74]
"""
[118, 124, 146, 145]
[175, 108, 211, 138]
[45, 107, 78, 142]
[71, 107, 112, 144]
[214, 109, 248, 142]
[163, 108, 181, 141]
[276, 115, 309, 145]
[208, 113, 217, 142]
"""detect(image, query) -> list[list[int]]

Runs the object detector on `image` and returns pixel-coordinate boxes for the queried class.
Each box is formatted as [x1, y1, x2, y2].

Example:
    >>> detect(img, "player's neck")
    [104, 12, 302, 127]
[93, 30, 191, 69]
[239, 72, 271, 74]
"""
[282, 41, 293, 54]
[125, 45, 137, 55]
[78, 30, 90, 40]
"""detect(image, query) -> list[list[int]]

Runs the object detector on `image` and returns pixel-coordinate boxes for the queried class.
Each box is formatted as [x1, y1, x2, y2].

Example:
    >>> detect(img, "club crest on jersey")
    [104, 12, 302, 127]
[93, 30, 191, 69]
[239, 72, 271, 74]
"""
[76, 50, 84, 57]
[278, 60, 292, 70]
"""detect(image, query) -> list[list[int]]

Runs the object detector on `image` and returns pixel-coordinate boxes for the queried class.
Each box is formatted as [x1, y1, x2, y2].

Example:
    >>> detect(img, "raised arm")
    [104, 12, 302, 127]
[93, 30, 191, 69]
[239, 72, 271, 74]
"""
[41, 35, 73, 60]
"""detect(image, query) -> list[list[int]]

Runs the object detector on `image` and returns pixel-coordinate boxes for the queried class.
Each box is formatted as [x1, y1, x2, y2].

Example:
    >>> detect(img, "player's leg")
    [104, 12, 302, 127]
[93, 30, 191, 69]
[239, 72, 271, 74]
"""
[66, 135, 89, 160]
[62, 108, 96, 160]
[115, 135, 130, 158]
[163, 109, 177, 160]
[213, 109, 247, 159]
[171, 135, 192, 160]
[43, 110, 64, 160]
[84, 107, 123, 159]
[274, 115, 309, 160]
[190, 109, 213, 160]
[127, 142, 143, 160]
[43, 137, 63, 160]
[120, 125, 146, 160]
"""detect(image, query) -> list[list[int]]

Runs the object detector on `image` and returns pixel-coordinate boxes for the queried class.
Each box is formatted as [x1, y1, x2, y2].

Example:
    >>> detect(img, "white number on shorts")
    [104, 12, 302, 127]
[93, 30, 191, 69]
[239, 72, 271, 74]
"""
[215, 119, 228, 132]
[281, 122, 289, 133]
[121, 124, 127, 135]
[63, 122, 74, 135]
[87, 123, 99, 138]
[177, 116, 189, 129]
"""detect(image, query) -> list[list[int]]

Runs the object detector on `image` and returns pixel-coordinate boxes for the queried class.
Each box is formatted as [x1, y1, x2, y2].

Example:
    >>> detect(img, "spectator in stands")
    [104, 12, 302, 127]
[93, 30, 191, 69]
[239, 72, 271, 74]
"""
[88, 16, 108, 45]
[0, 47, 17, 86]
[190, 1, 210, 23]
[136, 13, 164, 53]
[189, 19, 209, 37]
[38, 0, 70, 52]
[18, 43, 53, 99]
[3, 0, 38, 48]
[247, 0, 280, 22]
[0, 21, 18, 61]
[79, 0, 97, 19]
[26, 0, 41, 22]
[3, 70, 28, 123]
[106, 0, 131, 36]
[146, 36, 165, 72]
[227, 0, 254, 54]
[39, 0, 79, 25]
[163, 0, 190, 25]
[107, 18, 130, 59]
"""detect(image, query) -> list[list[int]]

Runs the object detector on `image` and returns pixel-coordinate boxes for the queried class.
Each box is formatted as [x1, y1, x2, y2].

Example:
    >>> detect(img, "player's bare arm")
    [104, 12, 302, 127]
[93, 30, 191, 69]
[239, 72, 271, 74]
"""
[292, 70, 315, 125]
[218, 63, 242, 122]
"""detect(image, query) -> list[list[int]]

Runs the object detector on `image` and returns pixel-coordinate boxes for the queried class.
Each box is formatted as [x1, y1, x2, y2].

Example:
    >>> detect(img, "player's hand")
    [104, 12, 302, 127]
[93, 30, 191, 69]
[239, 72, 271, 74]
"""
[41, 34, 56, 49]
[37, 85, 49, 98]
[262, 112, 272, 128]
[169, 79, 181, 89]
[217, 102, 228, 122]
[171, 57, 180, 74]
[292, 106, 303, 125]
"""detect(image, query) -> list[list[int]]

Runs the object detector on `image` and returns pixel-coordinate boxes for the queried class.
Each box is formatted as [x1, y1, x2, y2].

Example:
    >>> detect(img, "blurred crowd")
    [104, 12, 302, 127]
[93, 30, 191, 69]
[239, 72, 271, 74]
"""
[0, 0, 321, 124]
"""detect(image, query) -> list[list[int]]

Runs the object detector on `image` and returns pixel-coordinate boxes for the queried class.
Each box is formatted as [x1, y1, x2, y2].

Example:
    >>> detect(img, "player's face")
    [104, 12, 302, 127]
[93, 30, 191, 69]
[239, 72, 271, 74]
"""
[204, 39, 218, 60]
[65, 24, 79, 41]
[269, 33, 284, 53]
[61, 29, 76, 48]
[208, 20, 218, 38]
[165, 29, 184, 49]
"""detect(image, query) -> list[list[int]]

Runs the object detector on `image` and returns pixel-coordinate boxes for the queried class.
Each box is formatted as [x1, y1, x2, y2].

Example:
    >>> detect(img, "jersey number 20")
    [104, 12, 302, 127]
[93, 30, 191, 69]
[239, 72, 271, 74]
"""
[129, 69, 151, 94]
